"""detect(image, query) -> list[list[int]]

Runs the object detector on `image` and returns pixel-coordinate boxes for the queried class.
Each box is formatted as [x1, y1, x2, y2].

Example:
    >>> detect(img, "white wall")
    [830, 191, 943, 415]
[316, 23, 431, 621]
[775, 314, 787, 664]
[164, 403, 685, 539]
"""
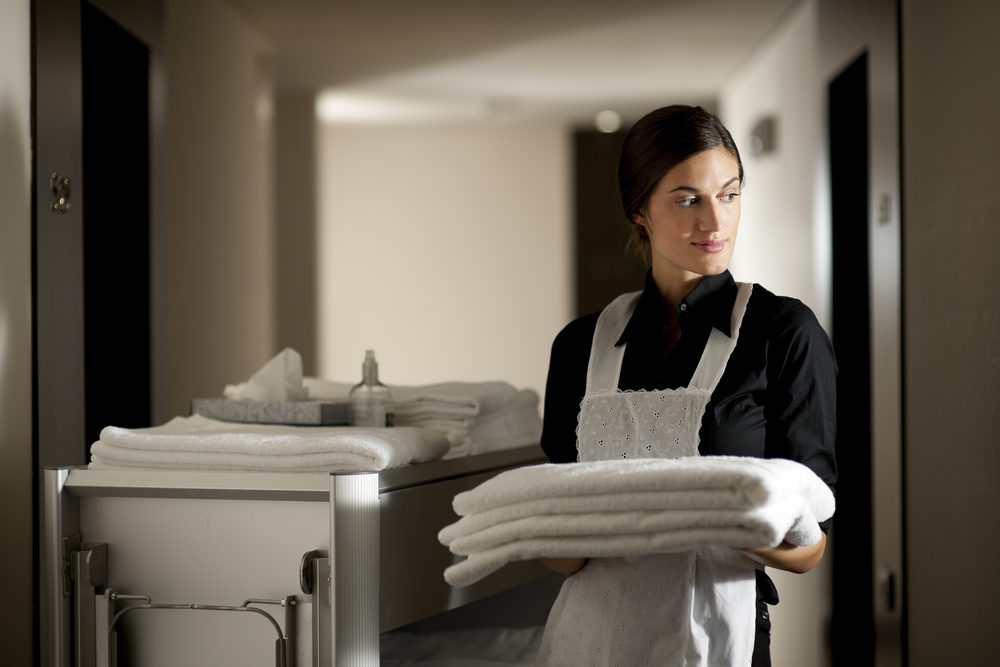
[720, 0, 828, 327]
[317, 123, 572, 397]
[0, 0, 34, 662]
[154, 0, 276, 420]
[719, 3, 834, 666]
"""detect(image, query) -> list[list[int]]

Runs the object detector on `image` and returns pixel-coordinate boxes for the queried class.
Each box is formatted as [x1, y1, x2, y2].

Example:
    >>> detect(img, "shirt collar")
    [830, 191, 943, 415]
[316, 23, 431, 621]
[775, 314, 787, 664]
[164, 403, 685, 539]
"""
[616, 270, 738, 346]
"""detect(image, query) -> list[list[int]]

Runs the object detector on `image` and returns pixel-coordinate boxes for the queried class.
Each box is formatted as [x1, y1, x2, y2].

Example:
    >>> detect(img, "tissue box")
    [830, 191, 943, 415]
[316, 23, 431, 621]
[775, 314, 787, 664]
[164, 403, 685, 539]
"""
[191, 398, 350, 426]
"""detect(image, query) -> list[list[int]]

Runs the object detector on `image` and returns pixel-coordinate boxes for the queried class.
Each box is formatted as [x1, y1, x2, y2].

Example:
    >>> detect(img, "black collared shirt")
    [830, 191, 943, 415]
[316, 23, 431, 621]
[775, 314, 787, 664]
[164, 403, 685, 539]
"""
[540, 271, 838, 602]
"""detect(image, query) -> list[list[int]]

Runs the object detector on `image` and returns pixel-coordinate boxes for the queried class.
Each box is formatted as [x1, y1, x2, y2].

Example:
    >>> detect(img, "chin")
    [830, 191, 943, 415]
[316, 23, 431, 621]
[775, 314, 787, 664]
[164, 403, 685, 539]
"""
[695, 261, 732, 277]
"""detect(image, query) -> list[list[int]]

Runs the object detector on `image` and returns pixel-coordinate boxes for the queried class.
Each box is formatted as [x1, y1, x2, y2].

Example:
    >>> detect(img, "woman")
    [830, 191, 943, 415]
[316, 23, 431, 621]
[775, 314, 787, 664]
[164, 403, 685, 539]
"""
[537, 105, 837, 666]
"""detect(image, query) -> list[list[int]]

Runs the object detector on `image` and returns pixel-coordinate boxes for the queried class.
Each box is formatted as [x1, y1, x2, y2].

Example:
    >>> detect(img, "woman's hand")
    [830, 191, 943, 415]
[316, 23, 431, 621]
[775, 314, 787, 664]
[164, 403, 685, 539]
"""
[539, 557, 589, 576]
[742, 533, 826, 573]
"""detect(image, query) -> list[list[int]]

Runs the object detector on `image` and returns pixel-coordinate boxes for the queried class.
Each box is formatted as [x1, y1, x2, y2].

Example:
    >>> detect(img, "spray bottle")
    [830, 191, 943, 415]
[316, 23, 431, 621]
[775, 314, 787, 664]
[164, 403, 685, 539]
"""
[348, 350, 394, 427]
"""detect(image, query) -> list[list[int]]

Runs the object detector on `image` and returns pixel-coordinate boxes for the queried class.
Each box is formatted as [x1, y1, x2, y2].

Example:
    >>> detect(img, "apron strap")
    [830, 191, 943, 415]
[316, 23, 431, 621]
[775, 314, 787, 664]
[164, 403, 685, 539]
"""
[688, 282, 753, 392]
[585, 291, 641, 395]
[585, 283, 753, 395]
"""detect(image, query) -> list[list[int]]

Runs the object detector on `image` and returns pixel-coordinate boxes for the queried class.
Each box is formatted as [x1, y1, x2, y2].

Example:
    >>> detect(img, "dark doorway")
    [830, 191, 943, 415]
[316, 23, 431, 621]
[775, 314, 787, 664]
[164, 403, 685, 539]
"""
[573, 129, 646, 316]
[828, 51, 874, 666]
[81, 1, 152, 449]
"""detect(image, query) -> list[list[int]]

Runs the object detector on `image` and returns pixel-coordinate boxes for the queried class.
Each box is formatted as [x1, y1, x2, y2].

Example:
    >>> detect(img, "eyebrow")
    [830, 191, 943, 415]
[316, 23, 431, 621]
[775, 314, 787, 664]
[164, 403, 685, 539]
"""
[668, 177, 741, 194]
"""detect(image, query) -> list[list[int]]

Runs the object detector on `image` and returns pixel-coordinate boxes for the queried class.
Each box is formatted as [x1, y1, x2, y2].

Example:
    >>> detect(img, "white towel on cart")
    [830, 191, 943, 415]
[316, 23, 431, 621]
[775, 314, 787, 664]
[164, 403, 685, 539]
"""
[439, 456, 833, 587]
[304, 378, 542, 455]
[303, 379, 520, 415]
[89, 414, 450, 472]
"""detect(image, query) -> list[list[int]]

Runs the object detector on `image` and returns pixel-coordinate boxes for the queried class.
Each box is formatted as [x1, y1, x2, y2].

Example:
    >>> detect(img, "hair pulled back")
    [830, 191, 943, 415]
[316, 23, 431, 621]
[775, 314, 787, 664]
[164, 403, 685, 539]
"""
[618, 105, 743, 265]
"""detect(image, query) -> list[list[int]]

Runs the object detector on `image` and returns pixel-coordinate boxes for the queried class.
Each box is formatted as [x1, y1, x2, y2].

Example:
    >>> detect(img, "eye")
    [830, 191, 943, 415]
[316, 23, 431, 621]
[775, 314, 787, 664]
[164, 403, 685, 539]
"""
[719, 192, 740, 203]
[677, 196, 699, 207]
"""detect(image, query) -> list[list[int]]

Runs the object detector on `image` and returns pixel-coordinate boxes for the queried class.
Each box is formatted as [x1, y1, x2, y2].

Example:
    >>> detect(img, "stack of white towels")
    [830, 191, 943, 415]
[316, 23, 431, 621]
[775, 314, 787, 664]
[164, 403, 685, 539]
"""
[89, 347, 542, 472]
[438, 456, 835, 587]
[88, 414, 451, 472]
[304, 378, 542, 458]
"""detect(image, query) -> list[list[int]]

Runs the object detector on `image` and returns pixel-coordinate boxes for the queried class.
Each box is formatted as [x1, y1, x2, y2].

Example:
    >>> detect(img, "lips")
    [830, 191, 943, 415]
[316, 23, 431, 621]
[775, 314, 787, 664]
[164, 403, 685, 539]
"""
[692, 239, 727, 253]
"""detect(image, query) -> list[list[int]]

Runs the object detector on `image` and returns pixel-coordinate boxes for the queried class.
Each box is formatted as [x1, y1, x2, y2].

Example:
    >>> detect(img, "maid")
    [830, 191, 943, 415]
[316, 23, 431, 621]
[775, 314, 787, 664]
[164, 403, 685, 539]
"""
[537, 105, 837, 666]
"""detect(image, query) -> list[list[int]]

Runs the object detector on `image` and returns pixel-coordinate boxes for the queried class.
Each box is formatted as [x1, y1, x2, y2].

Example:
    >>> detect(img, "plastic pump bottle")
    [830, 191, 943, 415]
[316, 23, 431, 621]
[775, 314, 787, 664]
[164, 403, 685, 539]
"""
[349, 350, 394, 427]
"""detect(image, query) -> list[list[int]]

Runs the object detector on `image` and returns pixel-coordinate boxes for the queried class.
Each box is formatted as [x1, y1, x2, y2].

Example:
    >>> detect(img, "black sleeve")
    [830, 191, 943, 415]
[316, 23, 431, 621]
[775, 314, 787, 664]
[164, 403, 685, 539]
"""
[540, 314, 599, 463]
[764, 297, 838, 528]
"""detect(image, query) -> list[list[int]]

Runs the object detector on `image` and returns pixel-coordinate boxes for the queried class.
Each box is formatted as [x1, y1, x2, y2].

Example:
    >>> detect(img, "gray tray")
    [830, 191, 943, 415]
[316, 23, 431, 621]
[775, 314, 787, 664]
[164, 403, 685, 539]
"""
[190, 397, 350, 425]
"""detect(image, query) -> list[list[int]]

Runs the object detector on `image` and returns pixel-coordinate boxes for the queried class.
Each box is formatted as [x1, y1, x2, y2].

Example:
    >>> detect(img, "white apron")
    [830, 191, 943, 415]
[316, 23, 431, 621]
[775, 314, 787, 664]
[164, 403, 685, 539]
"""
[537, 283, 759, 667]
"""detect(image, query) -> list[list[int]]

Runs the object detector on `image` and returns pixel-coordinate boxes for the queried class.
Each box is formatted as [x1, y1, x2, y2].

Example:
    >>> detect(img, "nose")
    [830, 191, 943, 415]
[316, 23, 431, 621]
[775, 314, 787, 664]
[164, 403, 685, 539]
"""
[699, 201, 725, 232]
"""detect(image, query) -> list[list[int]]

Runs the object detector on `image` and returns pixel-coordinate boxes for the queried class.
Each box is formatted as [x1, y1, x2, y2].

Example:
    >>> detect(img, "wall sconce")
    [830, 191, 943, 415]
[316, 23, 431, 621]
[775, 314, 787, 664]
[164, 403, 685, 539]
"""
[749, 115, 777, 156]
[594, 109, 622, 133]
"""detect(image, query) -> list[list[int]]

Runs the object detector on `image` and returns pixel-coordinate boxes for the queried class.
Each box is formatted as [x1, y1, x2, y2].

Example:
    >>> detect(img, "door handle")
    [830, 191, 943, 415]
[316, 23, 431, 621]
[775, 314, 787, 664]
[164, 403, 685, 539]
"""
[878, 564, 897, 612]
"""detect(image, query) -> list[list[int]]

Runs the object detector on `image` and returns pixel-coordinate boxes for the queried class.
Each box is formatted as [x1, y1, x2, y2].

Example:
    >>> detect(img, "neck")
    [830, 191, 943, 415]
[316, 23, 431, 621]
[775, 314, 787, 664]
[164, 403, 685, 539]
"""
[652, 266, 703, 307]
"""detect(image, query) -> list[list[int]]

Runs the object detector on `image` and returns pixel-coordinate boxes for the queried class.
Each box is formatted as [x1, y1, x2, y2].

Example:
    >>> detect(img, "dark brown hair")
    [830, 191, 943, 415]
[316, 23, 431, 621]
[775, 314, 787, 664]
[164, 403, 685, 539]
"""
[618, 105, 743, 264]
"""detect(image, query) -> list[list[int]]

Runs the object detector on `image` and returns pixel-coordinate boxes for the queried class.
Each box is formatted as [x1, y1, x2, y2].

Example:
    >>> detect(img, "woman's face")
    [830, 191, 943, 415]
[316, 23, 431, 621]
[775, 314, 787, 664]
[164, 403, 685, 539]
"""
[635, 146, 742, 295]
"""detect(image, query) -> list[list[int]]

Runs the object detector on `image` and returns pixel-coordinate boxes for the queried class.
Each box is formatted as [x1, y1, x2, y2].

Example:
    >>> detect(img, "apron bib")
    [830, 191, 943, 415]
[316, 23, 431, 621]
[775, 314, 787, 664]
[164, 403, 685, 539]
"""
[538, 283, 758, 667]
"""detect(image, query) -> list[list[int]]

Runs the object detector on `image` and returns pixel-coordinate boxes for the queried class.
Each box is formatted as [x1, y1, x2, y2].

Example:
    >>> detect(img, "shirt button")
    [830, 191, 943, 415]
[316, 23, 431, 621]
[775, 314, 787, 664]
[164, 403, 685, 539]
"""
[679, 303, 689, 312]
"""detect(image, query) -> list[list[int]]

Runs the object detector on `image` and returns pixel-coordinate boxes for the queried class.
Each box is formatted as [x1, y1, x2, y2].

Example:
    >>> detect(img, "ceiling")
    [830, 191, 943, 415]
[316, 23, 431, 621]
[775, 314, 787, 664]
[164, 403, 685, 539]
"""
[231, 0, 801, 125]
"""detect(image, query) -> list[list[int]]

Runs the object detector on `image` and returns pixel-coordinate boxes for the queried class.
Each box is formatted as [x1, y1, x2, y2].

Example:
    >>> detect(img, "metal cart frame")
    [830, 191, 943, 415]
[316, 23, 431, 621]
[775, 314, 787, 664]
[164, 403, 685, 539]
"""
[41, 446, 548, 667]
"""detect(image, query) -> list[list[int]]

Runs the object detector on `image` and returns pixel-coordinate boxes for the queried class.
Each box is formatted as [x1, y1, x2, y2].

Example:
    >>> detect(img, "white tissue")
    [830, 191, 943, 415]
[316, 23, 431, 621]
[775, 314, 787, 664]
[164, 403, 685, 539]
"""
[223, 348, 309, 401]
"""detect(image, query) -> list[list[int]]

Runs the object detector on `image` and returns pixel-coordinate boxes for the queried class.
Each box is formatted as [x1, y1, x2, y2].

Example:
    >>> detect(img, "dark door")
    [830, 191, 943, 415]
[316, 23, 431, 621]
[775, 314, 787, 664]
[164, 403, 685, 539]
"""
[828, 51, 875, 667]
[34, 0, 87, 472]
[573, 128, 646, 316]
[81, 0, 152, 444]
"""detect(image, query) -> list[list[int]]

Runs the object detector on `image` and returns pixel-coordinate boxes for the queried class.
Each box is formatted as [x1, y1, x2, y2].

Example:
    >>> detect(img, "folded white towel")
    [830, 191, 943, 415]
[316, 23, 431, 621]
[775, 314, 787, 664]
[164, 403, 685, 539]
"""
[439, 456, 833, 587]
[446, 496, 810, 556]
[88, 414, 450, 472]
[440, 489, 763, 544]
[444, 522, 793, 588]
[450, 456, 833, 518]
[304, 378, 542, 457]
[304, 378, 520, 417]
[465, 390, 543, 449]
[444, 391, 543, 458]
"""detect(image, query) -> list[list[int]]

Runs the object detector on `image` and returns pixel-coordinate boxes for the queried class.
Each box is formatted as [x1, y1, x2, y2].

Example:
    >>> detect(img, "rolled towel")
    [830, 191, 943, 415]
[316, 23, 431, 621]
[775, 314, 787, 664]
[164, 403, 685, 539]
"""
[89, 414, 450, 472]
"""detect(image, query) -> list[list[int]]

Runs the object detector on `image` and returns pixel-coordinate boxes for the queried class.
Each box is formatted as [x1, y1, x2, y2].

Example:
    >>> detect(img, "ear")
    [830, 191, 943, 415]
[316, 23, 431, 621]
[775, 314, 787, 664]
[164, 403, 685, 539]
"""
[631, 212, 650, 237]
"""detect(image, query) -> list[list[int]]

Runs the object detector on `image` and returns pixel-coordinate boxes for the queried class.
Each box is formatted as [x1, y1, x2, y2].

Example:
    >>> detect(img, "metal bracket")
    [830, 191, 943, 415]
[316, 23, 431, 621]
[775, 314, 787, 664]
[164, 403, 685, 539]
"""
[299, 549, 328, 596]
[61, 534, 82, 598]
[68, 542, 108, 667]
[300, 550, 331, 667]
[50, 172, 72, 213]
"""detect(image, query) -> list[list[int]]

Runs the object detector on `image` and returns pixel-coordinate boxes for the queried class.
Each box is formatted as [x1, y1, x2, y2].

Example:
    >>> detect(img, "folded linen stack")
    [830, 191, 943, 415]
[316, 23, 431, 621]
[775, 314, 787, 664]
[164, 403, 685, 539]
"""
[304, 378, 543, 457]
[438, 456, 835, 587]
[88, 414, 451, 472]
